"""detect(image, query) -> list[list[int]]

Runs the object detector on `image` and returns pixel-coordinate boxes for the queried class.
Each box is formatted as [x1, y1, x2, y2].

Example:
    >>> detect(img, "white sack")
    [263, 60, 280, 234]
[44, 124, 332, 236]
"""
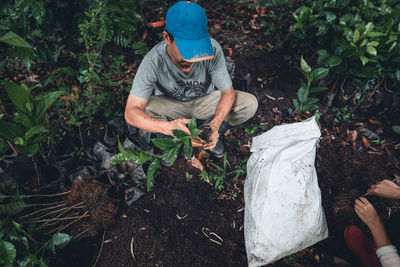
[244, 116, 328, 267]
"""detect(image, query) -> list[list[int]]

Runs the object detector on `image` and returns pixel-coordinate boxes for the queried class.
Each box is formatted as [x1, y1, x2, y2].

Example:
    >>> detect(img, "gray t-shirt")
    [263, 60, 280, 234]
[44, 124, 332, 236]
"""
[130, 38, 232, 102]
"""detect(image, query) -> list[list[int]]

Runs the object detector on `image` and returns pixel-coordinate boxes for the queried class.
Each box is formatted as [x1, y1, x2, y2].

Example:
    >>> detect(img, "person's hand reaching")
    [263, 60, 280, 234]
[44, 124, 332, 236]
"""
[354, 197, 382, 229]
[354, 196, 392, 248]
[165, 118, 191, 136]
[367, 179, 400, 200]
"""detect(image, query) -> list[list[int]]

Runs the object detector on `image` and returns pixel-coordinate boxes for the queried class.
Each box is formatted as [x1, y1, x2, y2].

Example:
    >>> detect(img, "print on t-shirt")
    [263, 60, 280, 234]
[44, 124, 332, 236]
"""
[170, 80, 208, 101]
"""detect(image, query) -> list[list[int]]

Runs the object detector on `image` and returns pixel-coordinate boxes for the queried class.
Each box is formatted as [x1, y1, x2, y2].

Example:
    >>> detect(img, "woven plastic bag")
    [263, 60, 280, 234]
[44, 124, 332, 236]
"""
[244, 117, 328, 266]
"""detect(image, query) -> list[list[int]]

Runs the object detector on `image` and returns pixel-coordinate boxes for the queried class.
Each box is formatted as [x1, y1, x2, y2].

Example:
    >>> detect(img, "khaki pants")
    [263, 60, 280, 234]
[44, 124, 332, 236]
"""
[144, 90, 258, 126]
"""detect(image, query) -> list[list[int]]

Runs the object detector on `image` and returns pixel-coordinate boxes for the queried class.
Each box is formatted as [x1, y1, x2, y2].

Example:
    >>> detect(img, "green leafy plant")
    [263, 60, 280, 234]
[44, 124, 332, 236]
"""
[77, 0, 113, 125]
[0, 80, 63, 156]
[293, 56, 329, 114]
[393, 125, 400, 135]
[200, 154, 247, 192]
[0, 30, 33, 67]
[292, 0, 400, 106]
[372, 136, 385, 146]
[244, 124, 268, 136]
[110, 118, 201, 191]
[333, 105, 351, 123]
[0, 186, 71, 266]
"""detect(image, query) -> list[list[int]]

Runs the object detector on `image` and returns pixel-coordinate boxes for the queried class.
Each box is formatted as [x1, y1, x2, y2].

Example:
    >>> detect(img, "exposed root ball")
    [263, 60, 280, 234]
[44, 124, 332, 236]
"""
[66, 179, 117, 238]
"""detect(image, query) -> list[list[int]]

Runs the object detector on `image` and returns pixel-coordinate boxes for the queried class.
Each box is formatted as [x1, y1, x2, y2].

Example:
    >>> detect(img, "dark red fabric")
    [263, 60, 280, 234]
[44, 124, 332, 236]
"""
[345, 225, 381, 267]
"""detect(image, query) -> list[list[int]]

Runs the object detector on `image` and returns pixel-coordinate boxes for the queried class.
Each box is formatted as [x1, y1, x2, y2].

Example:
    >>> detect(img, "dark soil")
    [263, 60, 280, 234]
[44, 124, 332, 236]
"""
[98, 162, 247, 266]
[199, 125, 212, 141]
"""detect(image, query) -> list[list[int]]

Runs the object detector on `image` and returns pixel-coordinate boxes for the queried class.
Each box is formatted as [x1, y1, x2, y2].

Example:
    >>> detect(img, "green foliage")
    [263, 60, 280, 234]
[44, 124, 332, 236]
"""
[110, 118, 202, 192]
[292, 0, 400, 100]
[244, 124, 268, 135]
[200, 154, 247, 192]
[333, 106, 351, 123]
[372, 136, 385, 146]
[0, 0, 146, 63]
[0, 31, 33, 66]
[0, 81, 63, 156]
[0, 186, 71, 267]
[0, 0, 86, 63]
[393, 125, 400, 134]
[293, 56, 328, 114]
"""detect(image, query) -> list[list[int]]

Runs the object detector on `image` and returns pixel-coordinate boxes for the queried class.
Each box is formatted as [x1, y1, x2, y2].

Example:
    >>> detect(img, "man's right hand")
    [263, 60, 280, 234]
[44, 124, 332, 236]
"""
[164, 118, 207, 148]
[367, 179, 400, 200]
[164, 118, 191, 136]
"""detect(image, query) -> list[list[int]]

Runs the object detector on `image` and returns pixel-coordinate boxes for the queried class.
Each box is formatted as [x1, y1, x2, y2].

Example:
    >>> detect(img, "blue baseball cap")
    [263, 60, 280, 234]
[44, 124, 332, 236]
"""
[166, 1, 214, 62]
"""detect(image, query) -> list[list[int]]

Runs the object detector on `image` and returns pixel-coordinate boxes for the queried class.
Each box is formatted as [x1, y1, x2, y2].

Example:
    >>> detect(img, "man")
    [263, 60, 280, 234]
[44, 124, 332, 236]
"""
[125, 1, 258, 160]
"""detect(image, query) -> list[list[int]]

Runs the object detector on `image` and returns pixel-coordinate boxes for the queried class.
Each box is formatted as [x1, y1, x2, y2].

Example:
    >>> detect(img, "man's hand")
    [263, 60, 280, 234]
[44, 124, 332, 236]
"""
[203, 123, 219, 150]
[354, 197, 383, 229]
[192, 137, 207, 148]
[164, 118, 191, 136]
[367, 179, 400, 200]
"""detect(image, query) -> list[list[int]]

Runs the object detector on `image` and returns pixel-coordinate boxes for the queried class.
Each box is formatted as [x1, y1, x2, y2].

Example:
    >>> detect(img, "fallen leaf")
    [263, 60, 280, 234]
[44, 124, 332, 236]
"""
[362, 136, 371, 148]
[140, 28, 148, 42]
[226, 47, 233, 57]
[197, 150, 204, 161]
[340, 141, 349, 147]
[272, 107, 282, 114]
[239, 145, 250, 154]
[368, 119, 382, 125]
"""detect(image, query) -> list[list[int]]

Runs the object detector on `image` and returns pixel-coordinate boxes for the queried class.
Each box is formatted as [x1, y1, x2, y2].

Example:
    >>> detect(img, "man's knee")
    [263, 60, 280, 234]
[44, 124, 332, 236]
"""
[245, 93, 258, 118]
[238, 91, 258, 119]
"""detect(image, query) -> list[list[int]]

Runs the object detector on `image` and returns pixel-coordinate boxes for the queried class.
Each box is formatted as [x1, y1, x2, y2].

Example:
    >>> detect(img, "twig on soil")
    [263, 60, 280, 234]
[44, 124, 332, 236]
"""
[32, 157, 40, 187]
[130, 236, 136, 262]
[201, 227, 223, 246]
[40, 143, 49, 165]
[93, 227, 107, 267]
[4, 140, 18, 158]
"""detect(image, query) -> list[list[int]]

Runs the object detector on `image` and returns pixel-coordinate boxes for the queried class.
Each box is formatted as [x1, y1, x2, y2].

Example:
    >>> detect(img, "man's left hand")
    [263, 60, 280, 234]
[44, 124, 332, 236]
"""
[203, 123, 219, 150]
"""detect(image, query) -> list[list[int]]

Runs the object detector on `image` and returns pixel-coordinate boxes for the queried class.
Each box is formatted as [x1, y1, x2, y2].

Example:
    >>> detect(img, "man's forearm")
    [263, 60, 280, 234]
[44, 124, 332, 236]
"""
[125, 107, 170, 135]
[210, 87, 235, 128]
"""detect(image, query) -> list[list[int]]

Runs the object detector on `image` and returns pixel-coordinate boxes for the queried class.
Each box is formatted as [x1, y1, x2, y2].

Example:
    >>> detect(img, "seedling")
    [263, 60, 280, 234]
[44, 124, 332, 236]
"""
[244, 124, 268, 135]
[333, 106, 351, 123]
[204, 154, 247, 192]
[110, 118, 202, 191]
[372, 136, 385, 147]
[185, 172, 193, 180]
[293, 56, 328, 115]
[0, 81, 63, 157]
